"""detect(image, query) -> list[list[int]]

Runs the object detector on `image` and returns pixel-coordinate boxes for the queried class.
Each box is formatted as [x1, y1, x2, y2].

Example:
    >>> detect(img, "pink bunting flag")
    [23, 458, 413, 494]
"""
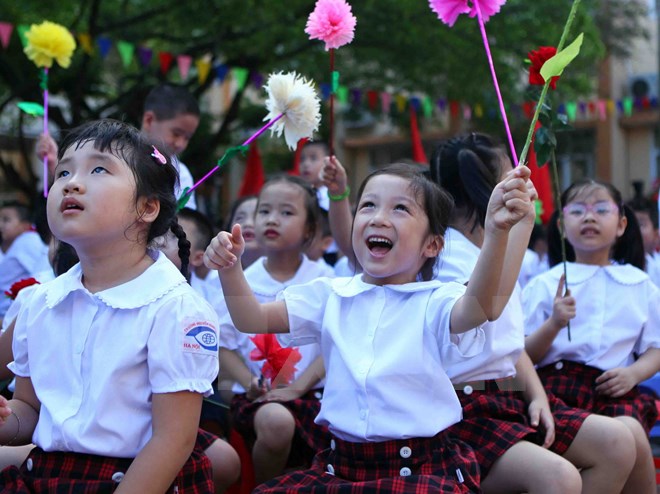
[177, 54, 192, 80]
[0, 22, 13, 49]
[380, 91, 391, 114]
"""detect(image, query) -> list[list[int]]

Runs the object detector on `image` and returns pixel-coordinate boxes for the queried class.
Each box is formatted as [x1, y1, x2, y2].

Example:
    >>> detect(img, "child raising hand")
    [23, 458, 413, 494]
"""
[205, 162, 534, 492]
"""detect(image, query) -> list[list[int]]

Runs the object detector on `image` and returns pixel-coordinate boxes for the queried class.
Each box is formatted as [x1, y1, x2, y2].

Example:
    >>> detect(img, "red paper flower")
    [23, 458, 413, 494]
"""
[528, 46, 560, 90]
[4, 277, 40, 300]
[249, 334, 302, 385]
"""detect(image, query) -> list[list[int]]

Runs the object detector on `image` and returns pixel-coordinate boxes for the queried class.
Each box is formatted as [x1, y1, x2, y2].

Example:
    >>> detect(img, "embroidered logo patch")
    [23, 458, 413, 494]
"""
[183, 322, 218, 355]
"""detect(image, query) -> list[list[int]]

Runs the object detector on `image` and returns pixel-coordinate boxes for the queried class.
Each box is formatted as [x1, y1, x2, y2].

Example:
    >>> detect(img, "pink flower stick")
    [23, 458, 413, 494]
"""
[474, 1, 518, 166]
[187, 112, 284, 194]
[43, 67, 49, 197]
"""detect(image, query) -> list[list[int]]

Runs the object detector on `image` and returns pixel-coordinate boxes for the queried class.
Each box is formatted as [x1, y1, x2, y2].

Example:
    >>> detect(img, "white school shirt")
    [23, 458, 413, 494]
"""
[0, 231, 50, 318]
[218, 255, 333, 393]
[173, 157, 196, 210]
[277, 275, 485, 442]
[518, 249, 549, 288]
[191, 270, 222, 306]
[1, 269, 55, 334]
[522, 262, 660, 370]
[9, 251, 219, 457]
[434, 228, 524, 383]
[646, 253, 660, 288]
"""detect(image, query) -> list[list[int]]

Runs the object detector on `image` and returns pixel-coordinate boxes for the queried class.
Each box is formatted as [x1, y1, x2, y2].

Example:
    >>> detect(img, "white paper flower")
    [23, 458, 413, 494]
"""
[263, 72, 321, 150]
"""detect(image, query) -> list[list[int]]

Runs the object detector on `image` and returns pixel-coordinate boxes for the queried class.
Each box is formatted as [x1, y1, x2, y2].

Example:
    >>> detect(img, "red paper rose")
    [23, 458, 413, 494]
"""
[4, 277, 40, 300]
[528, 46, 559, 90]
[250, 334, 302, 386]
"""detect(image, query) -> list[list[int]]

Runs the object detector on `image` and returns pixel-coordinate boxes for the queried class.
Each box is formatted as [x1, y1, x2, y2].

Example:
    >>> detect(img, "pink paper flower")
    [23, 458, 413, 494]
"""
[429, 0, 506, 27]
[305, 0, 357, 51]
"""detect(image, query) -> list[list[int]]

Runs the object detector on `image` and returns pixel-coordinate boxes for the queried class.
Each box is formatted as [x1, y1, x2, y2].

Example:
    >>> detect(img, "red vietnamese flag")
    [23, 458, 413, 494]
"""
[289, 138, 308, 176]
[529, 122, 554, 224]
[410, 106, 428, 164]
[238, 141, 265, 197]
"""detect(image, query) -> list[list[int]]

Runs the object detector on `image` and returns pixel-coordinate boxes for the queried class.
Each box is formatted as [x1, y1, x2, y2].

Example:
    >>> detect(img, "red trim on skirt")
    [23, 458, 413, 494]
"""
[537, 360, 658, 434]
[0, 430, 214, 493]
[253, 431, 481, 493]
[447, 379, 589, 477]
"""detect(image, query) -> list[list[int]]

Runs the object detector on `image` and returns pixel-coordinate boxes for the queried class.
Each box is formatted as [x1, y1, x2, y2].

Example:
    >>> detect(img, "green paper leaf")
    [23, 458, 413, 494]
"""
[331, 71, 340, 93]
[540, 33, 584, 82]
[17, 101, 44, 116]
[217, 145, 248, 167]
[176, 187, 192, 211]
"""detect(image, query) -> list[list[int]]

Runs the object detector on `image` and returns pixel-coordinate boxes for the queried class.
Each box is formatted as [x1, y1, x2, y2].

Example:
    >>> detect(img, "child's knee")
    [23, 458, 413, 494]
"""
[253, 404, 296, 445]
[205, 439, 241, 486]
[543, 457, 582, 494]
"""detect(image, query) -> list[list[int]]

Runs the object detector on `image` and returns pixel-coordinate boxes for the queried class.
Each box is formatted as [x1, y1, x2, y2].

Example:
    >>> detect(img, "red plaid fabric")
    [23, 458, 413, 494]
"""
[537, 360, 659, 434]
[253, 431, 480, 493]
[447, 379, 589, 477]
[0, 431, 214, 493]
[231, 389, 330, 468]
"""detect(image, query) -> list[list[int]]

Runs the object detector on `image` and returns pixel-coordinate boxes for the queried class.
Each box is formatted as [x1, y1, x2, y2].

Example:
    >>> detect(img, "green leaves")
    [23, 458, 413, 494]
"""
[534, 101, 572, 166]
[540, 33, 584, 82]
[16, 101, 44, 116]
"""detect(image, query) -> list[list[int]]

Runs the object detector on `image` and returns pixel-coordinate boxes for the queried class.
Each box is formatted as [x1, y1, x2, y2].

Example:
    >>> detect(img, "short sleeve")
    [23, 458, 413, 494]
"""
[634, 282, 660, 355]
[276, 278, 331, 348]
[521, 276, 553, 336]
[426, 282, 485, 360]
[8, 289, 40, 378]
[148, 291, 219, 397]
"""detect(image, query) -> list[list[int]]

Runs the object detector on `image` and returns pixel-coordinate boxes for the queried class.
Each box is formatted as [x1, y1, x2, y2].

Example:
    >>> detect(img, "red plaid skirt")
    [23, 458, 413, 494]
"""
[0, 430, 214, 493]
[230, 389, 330, 468]
[447, 379, 589, 477]
[537, 360, 659, 434]
[253, 431, 481, 493]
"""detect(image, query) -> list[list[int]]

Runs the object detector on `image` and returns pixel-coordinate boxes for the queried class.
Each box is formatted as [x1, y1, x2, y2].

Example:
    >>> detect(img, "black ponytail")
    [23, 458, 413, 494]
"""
[170, 217, 191, 280]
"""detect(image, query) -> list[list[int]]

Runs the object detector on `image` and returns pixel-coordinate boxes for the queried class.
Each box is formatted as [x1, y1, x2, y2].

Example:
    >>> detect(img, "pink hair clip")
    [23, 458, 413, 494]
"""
[150, 146, 167, 165]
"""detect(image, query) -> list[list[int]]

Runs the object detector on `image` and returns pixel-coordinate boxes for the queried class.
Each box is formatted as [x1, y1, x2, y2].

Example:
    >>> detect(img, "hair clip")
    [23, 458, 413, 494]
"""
[150, 146, 167, 165]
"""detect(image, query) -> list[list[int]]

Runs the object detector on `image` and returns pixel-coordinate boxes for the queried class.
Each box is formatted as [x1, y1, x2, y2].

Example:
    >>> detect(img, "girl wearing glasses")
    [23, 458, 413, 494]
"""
[523, 178, 660, 494]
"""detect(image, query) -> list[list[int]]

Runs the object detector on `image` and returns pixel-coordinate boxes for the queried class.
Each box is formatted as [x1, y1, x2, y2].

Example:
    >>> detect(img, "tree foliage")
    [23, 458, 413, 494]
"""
[0, 0, 648, 200]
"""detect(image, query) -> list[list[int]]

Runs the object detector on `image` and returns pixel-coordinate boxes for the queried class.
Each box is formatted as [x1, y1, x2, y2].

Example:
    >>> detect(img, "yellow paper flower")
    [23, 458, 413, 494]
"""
[24, 21, 76, 69]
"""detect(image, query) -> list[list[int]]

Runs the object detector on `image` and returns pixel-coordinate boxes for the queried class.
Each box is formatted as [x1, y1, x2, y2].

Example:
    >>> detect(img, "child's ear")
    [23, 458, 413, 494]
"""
[137, 197, 160, 224]
[320, 235, 334, 253]
[141, 110, 156, 131]
[423, 234, 444, 259]
[189, 249, 205, 268]
[616, 214, 628, 238]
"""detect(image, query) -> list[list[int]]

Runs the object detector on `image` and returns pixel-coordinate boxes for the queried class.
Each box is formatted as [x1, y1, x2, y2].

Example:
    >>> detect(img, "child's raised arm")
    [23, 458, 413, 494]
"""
[204, 224, 289, 334]
[321, 156, 355, 265]
[451, 165, 535, 333]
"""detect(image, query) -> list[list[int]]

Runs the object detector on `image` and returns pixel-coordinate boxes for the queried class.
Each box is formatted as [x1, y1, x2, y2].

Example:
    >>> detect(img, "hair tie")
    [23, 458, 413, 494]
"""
[150, 146, 167, 165]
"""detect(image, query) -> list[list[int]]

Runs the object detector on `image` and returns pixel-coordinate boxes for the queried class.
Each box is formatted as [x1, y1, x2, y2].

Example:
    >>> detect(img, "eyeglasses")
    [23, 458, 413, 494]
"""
[562, 200, 619, 219]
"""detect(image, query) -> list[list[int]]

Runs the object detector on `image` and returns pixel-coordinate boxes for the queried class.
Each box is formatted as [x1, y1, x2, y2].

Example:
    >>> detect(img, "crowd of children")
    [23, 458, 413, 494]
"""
[0, 79, 659, 494]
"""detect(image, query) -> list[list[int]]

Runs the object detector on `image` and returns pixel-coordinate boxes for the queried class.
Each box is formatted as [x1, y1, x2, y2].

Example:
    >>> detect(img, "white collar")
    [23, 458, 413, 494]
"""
[46, 251, 186, 309]
[245, 254, 323, 297]
[331, 275, 447, 298]
[548, 262, 648, 286]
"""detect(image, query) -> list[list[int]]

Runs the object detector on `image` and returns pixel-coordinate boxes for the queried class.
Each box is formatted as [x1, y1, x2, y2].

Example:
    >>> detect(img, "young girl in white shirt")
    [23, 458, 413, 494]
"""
[205, 162, 535, 493]
[218, 175, 332, 485]
[432, 134, 636, 494]
[524, 178, 660, 494]
[0, 120, 221, 494]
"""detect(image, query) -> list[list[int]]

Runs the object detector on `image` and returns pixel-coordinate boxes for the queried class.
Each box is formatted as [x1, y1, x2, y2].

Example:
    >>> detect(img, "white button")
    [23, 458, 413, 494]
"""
[111, 472, 125, 483]
[399, 446, 412, 458]
[463, 385, 473, 395]
[26, 458, 33, 472]
[399, 467, 412, 477]
[555, 361, 564, 370]
[330, 439, 336, 451]
[314, 391, 322, 400]
[326, 464, 335, 475]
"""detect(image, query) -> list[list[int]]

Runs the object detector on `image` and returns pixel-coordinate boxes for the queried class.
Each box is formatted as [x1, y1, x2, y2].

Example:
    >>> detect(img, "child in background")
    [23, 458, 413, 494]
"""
[299, 141, 330, 211]
[205, 162, 536, 492]
[0, 202, 50, 320]
[431, 134, 635, 494]
[518, 223, 549, 288]
[217, 175, 331, 485]
[177, 207, 219, 300]
[626, 190, 660, 287]
[524, 178, 660, 494]
[224, 196, 262, 269]
[304, 209, 335, 271]
[0, 120, 219, 493]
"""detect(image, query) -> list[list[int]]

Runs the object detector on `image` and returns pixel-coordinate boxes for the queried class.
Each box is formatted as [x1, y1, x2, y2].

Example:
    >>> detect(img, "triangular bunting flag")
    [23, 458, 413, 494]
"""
[97, 36, 112, 58]
[137, 46, 152, 67]
[0, 22, 13, 49]
[177, 54, 192, 80]
[158, 51, 173, 75]
[77, 33, 94, 55]
[239, 141, 265, 197]
[232, 67, 250, 91]
[17, 24, 29, 48]
[409, 106, 428, 164]
[214, 63, 229, 82]
[380, 92, 391, 114]
[196, 57, 211, 84]
[117, 40, 135, 68]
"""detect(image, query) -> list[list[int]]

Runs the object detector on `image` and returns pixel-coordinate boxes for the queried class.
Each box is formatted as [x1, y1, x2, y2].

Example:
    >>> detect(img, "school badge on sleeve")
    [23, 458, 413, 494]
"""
[182, 321, 219, 355]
